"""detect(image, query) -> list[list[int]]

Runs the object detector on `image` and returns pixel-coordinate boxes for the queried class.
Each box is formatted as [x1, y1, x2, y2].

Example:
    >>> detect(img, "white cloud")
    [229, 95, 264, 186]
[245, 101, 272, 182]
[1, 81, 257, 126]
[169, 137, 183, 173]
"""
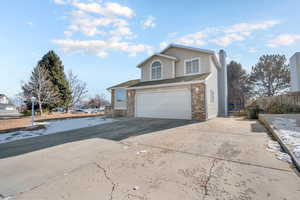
[27, 22, 33, 27]
[53, 39, 153, 57]
[53, 0, 68, 4]
[248, 48, 257, 53]
[159, 41, 168, 50]
[72, 2, 134, 18]
[61, 1, 135, 38]
[164, 20, 280, 47]
[210, 33, 245, 46]
[176, 31, 207, 46]
[223, 20, 280, 33]
[53, 1, 153, 57]
[267, 34, 300, 48]
[141, 16, 156, 29]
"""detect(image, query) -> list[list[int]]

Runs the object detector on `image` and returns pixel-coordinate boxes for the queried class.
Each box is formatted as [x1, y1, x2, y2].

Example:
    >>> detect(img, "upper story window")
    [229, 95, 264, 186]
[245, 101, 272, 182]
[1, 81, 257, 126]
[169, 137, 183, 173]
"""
[185, 58, 200, 75]
[151, 60, 162, 80]
[116, 88, 126, 102]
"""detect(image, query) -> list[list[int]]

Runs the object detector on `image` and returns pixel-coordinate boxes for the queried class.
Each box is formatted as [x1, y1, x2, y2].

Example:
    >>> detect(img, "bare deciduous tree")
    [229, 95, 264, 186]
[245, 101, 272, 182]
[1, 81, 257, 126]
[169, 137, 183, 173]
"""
[67, 70, 88, 109]
[88, 93, 109, 108]
[22, 65, 59, 116]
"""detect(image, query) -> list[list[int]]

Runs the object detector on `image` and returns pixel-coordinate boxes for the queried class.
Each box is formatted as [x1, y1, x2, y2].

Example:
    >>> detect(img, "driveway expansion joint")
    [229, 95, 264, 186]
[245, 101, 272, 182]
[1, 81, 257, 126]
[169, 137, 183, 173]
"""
[94, 162, 117, 200]
[131, 142, 292, 173]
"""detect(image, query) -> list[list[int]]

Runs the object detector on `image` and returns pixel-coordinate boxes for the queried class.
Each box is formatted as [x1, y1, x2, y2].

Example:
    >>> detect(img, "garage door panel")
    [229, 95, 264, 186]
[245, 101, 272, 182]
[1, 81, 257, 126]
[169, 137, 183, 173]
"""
[135, 88, 191, 119]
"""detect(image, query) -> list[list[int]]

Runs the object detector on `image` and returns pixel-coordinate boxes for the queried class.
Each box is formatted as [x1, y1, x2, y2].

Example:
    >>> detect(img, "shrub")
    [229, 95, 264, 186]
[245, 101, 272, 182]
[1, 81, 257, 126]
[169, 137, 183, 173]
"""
[22, 110, 32, 116]
[245, 104, 262, 119]
[266, 102, 300, 114]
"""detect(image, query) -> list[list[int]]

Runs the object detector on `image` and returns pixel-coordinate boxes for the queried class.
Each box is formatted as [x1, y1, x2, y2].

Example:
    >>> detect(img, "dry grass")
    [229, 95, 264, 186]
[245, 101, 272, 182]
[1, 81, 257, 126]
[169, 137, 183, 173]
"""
[0, 113, 103, 133]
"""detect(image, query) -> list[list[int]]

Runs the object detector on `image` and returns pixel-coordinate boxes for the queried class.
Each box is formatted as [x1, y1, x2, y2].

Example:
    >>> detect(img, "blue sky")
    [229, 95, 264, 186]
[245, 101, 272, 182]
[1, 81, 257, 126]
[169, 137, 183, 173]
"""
[1, 0, 300, 99]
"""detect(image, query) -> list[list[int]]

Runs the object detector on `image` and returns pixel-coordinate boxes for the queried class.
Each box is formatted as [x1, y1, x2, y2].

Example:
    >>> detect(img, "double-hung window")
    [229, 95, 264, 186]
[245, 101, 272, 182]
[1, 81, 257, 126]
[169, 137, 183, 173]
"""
[185, 58, 200, 75]
[116, 88, 126, 102]
[151, 61, 162, 80]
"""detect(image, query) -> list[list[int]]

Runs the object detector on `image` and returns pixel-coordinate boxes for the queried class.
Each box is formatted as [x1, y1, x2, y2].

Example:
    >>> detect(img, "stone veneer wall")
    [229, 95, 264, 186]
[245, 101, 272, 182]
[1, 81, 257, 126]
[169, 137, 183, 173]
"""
[113, 109, 127, 117]
[191, 83, 206, 121]
[127, 90, 136, 117]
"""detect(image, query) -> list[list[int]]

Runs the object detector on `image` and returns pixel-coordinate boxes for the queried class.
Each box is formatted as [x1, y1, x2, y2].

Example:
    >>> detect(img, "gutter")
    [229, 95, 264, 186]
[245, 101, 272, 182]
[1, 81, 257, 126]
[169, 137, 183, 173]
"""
[127, 79, 206, 90]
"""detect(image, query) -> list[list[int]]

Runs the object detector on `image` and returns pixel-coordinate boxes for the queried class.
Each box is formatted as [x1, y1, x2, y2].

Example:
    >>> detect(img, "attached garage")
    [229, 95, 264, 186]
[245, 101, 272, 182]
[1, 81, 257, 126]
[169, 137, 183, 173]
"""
[135, 87, 192, 119]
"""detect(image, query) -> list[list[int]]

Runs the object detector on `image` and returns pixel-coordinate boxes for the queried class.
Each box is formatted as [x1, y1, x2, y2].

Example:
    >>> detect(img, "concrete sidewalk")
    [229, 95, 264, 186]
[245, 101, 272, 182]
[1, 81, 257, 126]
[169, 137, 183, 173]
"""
[0, 117, 299, 200]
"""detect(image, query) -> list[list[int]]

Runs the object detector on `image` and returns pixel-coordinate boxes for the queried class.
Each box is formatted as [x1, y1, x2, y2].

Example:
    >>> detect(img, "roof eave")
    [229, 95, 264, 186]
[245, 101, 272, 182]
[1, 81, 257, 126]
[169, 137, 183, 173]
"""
[137, 53, 178, 68]
[160, 43, 215, 55]
[127, 79, 206, 90]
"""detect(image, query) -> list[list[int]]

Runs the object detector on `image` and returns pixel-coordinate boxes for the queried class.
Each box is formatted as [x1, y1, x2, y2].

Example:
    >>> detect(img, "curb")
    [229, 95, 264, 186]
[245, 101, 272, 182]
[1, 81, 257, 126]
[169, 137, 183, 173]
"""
[259, 114, 300, 171]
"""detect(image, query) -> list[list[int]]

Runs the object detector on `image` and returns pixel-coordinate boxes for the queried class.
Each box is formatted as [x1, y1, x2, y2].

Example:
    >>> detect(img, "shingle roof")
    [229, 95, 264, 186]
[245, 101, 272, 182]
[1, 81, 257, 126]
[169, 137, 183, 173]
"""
[107, 79, 140, 90]
[129, 73, 210, 88]
[160, 44, 215, 55]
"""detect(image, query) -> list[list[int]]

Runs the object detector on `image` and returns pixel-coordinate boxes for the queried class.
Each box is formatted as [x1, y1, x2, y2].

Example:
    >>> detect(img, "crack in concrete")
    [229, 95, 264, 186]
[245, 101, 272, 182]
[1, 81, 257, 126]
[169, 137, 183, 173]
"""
[94, 162, 117, 200]
[136, 143, 292, 173]
[202, 158, 218, 199]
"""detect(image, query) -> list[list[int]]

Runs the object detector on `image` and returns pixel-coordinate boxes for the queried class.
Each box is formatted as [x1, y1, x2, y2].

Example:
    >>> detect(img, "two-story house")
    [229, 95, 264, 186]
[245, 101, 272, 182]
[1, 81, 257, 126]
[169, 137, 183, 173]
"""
[108, 44, 228, 121]
[0, 94, 17, 111]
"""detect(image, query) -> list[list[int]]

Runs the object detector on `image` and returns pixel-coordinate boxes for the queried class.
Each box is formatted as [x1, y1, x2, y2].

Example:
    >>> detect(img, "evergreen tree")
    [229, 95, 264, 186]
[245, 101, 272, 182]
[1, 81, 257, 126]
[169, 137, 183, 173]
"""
[250, 55, 290, 97]
[227, 61, 254, 110]
[38, 50, 71, 109]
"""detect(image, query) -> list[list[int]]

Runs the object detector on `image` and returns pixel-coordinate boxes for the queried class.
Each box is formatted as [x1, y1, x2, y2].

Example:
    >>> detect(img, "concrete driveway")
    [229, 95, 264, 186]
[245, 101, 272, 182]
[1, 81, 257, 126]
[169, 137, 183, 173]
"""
[0, 117, 299, 200]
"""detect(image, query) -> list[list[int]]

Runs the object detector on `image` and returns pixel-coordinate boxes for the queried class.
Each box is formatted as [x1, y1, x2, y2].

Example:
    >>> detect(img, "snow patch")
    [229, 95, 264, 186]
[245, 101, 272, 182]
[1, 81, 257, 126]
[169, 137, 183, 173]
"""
[272, 117, 300, 160]
[0, 117, 115, 144]
[266, 140, 292, 163]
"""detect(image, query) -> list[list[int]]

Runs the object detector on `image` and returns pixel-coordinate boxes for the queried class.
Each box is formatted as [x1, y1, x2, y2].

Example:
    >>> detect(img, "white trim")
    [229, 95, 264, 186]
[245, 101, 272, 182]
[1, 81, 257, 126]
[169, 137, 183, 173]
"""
[184, 57, 201, 75]
[150, 59, 163, 81]
[161, 44, 215, 55]
[205, 83, 208, 120]
[172, 61, 175, 78]
[114, 106, 127, 110]
[127, 79, 205, 90]
[137, 53, 177, 68]
[205, 73, 212, 80]
[115, 88, 127, 103]
[155, 54, 177, 60]
[107, 86, 128, 92]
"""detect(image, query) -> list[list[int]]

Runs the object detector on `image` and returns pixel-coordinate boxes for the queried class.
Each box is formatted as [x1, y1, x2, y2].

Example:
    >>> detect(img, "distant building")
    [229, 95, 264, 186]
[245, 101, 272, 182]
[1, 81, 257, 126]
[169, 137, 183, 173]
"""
[0, 94, 17, 112]
[0, 94, 9, 104]
[290, 52, 300, 92]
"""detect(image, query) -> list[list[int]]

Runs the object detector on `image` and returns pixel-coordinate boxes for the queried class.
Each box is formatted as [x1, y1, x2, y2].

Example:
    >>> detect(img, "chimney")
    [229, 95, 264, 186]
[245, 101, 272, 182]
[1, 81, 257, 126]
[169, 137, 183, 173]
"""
[290, 52, 300, 92]
[218, 49, 228, 117]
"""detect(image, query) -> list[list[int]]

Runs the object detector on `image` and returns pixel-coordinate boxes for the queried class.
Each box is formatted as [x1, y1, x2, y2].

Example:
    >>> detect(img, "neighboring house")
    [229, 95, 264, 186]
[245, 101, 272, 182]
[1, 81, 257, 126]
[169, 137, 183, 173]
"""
[0, 103, 16, 111]
[0, 94, 18, 114]
[0, 94, 10, 104]
[108, 44, 228, 121]
[290, 52, 300, 92]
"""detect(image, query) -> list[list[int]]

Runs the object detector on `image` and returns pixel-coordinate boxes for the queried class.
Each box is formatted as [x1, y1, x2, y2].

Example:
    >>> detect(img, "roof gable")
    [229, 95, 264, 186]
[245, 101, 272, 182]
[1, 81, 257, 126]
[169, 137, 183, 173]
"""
[137, 53, 178, 68]
[161, 44, 221, 68]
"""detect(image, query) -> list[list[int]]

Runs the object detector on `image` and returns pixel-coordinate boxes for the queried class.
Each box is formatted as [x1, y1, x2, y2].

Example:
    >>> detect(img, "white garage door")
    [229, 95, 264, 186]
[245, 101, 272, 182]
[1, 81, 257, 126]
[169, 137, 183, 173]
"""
[135, 88, 192, 119]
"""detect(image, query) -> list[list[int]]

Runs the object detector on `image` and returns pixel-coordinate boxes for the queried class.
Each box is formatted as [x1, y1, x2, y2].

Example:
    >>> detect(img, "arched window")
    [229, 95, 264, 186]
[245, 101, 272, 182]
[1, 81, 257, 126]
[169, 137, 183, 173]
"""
[151, 61, 162, 80]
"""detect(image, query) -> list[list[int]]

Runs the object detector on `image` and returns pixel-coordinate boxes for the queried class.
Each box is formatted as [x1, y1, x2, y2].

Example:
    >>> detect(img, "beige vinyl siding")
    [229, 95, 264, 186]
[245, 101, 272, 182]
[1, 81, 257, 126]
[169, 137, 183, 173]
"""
[140, 55, 174, 82]
[206, 56, 219, 119]
[163, 47, 211, 77]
